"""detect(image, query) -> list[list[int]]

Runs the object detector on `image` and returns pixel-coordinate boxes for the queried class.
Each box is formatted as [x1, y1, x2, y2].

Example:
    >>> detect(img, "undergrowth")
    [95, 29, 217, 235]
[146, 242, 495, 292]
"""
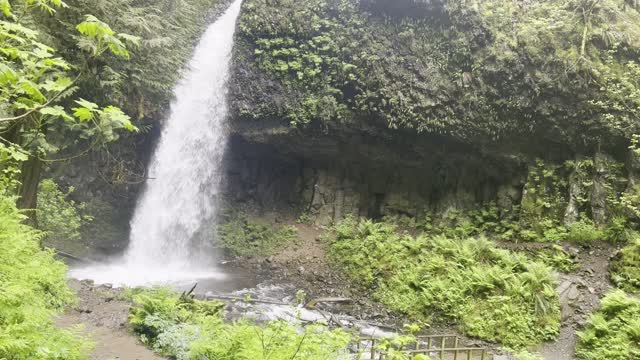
[532, 245, 580, 273]
[0, 196, 90, 359]
[610, 238, 640, 294]
[128, 288, 351, 359]
[576, 290, 640, 360]
[386, 201, 635, 246]
[37, 179, 92, 253]
[328, 217, 561, 349]
[217, 212, 298, 256]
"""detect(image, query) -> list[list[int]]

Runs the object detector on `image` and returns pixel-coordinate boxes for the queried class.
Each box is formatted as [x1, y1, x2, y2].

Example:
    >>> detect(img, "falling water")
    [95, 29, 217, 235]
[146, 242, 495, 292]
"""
[70, 0, 243, 286]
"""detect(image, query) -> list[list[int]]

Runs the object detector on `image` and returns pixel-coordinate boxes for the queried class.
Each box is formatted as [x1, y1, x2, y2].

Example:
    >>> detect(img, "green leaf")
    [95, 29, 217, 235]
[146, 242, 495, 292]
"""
[0, 0, 11, 17]
[39, 105, 73, 122]
[18, 79, 46, 102]
[72, 99, 98, 121]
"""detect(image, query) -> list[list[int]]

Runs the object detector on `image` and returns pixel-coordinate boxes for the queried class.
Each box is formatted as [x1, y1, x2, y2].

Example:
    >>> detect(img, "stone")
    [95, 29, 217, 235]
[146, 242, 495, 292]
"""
[567, 286, 580, 301]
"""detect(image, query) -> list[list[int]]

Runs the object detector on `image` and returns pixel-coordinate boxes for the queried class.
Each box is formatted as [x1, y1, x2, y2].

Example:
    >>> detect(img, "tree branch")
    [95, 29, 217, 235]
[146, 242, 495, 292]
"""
[0, 72, 82, 124]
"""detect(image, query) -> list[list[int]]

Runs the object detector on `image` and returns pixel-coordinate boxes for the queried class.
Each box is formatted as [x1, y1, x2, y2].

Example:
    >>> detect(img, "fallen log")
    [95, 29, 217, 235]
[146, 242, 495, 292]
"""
[305, 297, 352, 309]
[55, 250, 90, 263]
[205, 294, 290, 306]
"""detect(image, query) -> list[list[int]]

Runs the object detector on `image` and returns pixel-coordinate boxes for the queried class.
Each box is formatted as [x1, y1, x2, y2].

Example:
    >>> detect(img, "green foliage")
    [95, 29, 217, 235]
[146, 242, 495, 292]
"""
[0, 1, 138, 161]
[33, 0, 221, 118]
[610, 237, 640, 294]
[329, 217, 561, 349]
[520, 160, 568, 235]
[217, 212, 298, 256]
[576, 290, 640, 360]
[565, 219, 603, 246]
[36, 179, 91, 250]
[0, 195, 90, 359]
[603, 216, 637, 244]
[128, 288, 352, 360]
[621, 184, 640, 221]
[0, 144, 27, 192]
[533, 245, 580, 273]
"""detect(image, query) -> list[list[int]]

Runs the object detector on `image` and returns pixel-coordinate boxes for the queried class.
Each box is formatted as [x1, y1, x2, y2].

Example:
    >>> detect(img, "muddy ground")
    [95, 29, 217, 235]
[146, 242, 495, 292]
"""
[56, 280, 163, 360]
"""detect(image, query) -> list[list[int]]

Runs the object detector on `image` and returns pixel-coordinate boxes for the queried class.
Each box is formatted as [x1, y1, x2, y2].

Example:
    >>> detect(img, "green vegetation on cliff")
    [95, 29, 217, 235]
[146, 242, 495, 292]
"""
[0, 196, 89, 359]
[235, 0, 640, 150]
[328, 217, 561, 349]
[217, 212, 298, 256]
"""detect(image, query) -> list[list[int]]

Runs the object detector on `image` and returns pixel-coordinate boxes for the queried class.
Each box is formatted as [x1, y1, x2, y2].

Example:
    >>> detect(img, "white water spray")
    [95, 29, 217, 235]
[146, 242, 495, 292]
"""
[71, 0, 243, 286]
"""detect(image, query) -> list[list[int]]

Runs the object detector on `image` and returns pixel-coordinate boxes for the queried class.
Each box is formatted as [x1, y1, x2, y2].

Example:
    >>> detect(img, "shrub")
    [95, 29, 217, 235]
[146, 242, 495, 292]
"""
[329, 217, 561, 349]
[565, 219, 603, 246]
[217, 212, 298, 256]
[576, 290, 640, 360]
[0, 196, 90, 359]
[610, 238, 640, 294]
[128, 289, 351, 359]
[603, 216, 637, 244]
[533, 245, 579, 273]
[37, 179, 92, 251]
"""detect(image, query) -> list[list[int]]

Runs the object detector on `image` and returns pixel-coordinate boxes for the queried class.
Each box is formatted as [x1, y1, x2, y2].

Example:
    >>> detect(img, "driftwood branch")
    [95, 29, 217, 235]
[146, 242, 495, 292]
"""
[205, 294, 290, 306]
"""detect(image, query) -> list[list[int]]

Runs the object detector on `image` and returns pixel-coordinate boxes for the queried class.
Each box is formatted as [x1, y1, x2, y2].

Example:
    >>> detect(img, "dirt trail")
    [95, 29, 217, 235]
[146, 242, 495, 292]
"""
[56, 280, 164, 360]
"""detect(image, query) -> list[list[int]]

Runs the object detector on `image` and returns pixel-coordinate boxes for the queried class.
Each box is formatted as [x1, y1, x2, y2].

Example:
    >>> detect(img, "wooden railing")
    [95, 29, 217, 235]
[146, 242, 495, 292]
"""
[356, 335, 490, 360]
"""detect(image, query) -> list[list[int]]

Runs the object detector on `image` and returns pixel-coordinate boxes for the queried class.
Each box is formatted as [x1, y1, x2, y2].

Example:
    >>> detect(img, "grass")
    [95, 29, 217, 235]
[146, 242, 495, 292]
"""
[328, 217, 561, 350]
[576, 290, 640, 360]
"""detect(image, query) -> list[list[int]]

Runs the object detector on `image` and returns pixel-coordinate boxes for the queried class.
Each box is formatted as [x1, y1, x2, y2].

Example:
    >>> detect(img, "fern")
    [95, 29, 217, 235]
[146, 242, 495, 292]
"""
[0, 195, 90, 359]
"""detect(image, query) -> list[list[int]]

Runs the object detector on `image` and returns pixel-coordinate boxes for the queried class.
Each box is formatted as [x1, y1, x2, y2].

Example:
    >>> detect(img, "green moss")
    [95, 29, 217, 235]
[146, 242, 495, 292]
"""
[328, 217, 560, 349]
[217, 212, 298, 256]
[576, 290, 640, 360]
[610, 238, 640, 294]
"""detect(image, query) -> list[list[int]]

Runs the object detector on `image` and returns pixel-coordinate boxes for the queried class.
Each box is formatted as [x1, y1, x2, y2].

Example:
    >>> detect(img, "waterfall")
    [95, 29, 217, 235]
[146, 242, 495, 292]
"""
[70, 0, 243, 286]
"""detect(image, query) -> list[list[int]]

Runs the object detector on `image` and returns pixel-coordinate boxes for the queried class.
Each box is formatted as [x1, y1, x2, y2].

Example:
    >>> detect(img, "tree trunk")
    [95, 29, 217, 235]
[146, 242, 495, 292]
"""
[17, 155, 42, 225]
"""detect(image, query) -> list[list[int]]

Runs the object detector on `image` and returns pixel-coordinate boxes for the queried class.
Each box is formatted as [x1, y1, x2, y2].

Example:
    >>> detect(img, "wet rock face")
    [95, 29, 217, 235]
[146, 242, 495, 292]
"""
[223, 127, 525, 224]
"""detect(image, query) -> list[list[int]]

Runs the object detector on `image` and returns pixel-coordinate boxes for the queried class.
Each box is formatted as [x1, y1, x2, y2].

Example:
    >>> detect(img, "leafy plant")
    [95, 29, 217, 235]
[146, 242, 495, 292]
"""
[576, 290, 640, 360]
[329, 217, 561, 349]
[217, 212, 298, 256]
[565, 219, 603, 246]
[36, 179, 92, 251]
[0, 0, 138, 211]
[128, 288, 352, 359]
[610, 237, 640, 294]
[533, 245, 580, 273]
[0, 195, 90, 359]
